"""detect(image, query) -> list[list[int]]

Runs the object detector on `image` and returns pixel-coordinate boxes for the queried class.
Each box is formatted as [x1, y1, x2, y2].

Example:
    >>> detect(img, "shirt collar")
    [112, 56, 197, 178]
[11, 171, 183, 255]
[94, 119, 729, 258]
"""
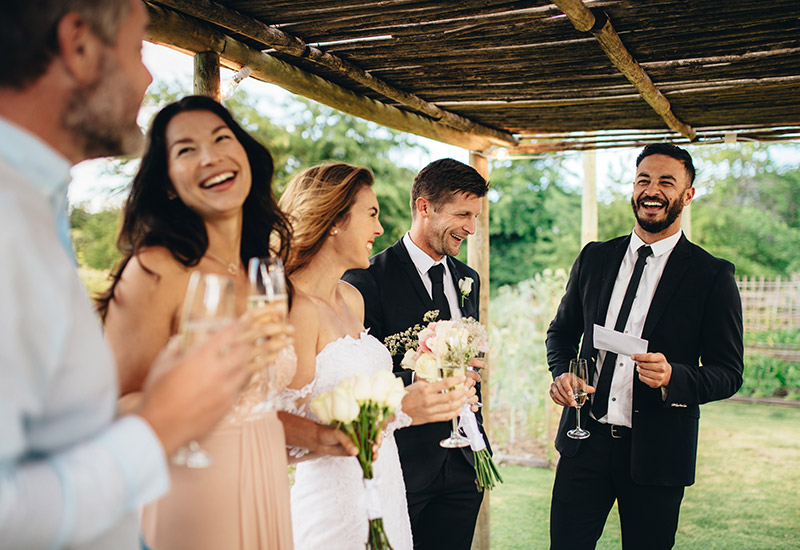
[403, 232, 446, 276]
[629, 228, 683, 258]
[0, 116, 72, 200]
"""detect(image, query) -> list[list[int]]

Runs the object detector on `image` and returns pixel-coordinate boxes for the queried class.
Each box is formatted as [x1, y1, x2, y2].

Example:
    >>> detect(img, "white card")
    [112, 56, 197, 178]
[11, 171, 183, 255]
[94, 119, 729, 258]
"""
[593, 324, 648, 357]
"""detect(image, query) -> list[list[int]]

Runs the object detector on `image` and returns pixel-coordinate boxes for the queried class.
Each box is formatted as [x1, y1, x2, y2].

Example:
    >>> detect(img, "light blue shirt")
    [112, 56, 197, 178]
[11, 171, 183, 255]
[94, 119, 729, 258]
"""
[402, 232, 462, 319]
[0, 117, 73, 256]
[0, 117, 169, 549]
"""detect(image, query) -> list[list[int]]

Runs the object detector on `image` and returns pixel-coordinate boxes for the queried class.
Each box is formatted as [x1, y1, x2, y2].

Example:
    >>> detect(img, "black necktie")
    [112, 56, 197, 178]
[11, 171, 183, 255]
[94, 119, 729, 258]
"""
[592, 245, 653, 420]
[428, 263, 452, 320]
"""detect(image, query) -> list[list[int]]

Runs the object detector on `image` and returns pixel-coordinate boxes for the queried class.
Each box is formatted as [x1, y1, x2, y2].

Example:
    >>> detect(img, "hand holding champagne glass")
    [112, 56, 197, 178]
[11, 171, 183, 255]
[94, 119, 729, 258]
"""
[438, 359, 471, 448]
[567, 358, 591, 440]
[173, 271, 237, 467]
[247, 256, 289, 411]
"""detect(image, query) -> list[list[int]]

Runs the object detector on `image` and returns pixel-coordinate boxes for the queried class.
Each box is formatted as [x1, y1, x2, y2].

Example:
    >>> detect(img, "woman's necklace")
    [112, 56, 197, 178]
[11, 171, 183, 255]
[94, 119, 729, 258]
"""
[205, 251, 239, 276]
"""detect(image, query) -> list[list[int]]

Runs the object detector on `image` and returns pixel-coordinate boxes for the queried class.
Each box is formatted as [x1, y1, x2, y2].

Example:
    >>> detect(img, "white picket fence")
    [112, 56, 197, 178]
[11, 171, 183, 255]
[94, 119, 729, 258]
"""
[736, 274, 800, 331]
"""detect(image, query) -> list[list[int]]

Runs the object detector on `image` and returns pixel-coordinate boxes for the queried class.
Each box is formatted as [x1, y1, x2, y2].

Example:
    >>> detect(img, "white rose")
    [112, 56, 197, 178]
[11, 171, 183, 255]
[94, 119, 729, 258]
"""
[415, 352, 439, 382]
[401, 348, 418, 370]
[350, 373, 373, 402]
[331, 386, 360, 423]
[370, 370, 397, 404]
[310, 391, 334, 424]
[385, 379, 406, 410]
[458, 277, 474, 295]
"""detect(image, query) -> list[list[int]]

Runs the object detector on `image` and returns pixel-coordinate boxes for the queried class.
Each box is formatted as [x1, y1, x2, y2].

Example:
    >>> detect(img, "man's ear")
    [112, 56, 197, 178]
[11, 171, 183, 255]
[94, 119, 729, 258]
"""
[55, 12, 104, 85]
[683, 186, 696, 206]
[415, 197, 430, 218]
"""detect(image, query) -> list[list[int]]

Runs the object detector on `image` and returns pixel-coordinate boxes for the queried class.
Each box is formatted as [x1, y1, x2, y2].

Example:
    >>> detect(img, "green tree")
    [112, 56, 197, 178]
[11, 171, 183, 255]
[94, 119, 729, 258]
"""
[70, 205, 122, 270]
[487, 157, 580, 289]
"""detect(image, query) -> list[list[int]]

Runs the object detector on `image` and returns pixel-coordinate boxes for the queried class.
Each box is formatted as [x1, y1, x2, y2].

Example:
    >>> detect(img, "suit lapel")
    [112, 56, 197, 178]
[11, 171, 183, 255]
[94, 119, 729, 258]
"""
[392, 240, 437, 311]
[596, 236, 630, 327]
[447, 257, 476, 319]
[642, 234, 692, 340]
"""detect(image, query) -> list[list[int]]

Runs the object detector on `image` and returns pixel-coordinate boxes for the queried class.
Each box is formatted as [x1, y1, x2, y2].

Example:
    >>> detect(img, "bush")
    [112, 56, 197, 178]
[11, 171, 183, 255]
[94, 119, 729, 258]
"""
[739, 353, 800, 400]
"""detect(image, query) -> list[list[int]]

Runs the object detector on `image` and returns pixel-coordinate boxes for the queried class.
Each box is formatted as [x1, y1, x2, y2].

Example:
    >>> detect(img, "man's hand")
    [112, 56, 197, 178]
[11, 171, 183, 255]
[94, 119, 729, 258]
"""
[403, 376, 467, 425]
[632, 352, 672, 388]
[465, 356, 486, 411]
[549, 372, 595, 407]
[136, 323, 254, 456]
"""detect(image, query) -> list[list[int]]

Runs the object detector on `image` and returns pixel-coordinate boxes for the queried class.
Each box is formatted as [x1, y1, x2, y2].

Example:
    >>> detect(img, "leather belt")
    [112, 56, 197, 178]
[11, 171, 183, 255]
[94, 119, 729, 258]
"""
[588, 417, 631, 439]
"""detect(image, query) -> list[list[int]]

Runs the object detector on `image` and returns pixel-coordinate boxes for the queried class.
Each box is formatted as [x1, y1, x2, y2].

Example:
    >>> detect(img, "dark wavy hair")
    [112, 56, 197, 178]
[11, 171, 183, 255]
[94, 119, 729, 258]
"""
[636, 143, 696, 186]
[96, 95, 292, 319]
[410, 158, 488, 219]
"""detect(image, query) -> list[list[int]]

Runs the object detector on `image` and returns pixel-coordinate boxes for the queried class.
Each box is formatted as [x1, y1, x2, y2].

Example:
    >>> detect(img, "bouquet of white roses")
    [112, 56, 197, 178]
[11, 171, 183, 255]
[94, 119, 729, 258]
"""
[310, 370, 406, 549]
[400, 317, 502, 491]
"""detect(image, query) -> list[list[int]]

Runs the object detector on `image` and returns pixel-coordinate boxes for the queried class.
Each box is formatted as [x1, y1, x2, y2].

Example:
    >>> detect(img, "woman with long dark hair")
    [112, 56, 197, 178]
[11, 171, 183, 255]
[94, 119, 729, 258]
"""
[99, 96, 329, 549]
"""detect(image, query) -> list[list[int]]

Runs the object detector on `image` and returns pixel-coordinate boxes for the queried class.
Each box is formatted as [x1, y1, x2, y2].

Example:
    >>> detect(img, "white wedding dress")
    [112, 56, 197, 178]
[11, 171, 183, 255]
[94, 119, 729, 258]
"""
[284, 331, 413, 550]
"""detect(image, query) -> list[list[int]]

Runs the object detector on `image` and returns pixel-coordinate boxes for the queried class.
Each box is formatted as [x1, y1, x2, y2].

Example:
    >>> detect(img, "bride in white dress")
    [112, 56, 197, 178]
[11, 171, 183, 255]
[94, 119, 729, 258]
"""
[278, 164, 470, 550]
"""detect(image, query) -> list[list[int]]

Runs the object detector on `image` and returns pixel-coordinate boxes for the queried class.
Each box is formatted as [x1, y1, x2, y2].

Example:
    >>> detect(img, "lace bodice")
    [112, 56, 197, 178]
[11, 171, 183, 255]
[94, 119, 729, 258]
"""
[290, 332, 413, 550]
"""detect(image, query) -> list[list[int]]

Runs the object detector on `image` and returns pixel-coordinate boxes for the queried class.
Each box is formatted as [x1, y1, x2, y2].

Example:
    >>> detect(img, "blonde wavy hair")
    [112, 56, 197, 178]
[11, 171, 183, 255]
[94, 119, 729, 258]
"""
[279, 163, 374, 276]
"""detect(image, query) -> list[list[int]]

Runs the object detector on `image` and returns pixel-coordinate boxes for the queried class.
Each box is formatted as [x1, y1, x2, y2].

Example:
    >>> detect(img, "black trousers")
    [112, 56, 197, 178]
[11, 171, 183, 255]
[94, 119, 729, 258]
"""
[406, 448, 484, 550]
[550, 417, 685, 550]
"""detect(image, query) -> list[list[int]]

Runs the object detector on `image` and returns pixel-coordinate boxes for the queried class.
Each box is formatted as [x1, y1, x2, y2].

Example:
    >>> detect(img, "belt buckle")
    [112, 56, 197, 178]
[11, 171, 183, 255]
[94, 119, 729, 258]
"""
[610, 425, 623, 439]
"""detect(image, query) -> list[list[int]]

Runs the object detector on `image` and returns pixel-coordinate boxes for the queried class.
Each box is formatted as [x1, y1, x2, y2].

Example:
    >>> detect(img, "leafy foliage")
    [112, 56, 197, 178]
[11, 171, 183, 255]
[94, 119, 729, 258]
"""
[487, 158, 581, 288]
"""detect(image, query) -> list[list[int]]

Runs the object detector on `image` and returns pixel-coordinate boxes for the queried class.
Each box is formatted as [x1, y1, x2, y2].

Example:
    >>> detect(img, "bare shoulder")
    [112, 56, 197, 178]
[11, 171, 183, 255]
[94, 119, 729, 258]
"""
[287, 289, 321, 388]
[338, 280, 365, 323]
[288, 289, 321, 332]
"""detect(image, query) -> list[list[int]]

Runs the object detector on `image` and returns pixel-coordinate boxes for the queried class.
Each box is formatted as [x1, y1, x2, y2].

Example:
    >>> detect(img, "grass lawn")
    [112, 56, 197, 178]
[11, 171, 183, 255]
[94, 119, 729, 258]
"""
[489, 400, 800, 549]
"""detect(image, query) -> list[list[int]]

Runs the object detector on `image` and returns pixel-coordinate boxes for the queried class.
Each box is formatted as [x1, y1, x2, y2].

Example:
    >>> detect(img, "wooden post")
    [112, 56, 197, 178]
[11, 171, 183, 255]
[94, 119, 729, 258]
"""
[581, 149, 598, 247]
[194, 51, 221, 101]
[681, 203, 692, 241]
[468, 151, 491, 550]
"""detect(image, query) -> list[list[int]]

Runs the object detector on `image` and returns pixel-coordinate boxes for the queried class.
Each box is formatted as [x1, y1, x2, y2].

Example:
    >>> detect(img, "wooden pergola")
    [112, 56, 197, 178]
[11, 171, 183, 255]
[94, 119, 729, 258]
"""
[142, 1, 800, 546]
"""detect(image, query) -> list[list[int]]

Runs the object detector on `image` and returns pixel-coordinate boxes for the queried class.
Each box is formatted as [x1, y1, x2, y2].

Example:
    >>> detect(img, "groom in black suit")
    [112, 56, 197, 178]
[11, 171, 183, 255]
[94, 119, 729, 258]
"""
[547, 143, 744, 549]
[343, 158, 490, 550]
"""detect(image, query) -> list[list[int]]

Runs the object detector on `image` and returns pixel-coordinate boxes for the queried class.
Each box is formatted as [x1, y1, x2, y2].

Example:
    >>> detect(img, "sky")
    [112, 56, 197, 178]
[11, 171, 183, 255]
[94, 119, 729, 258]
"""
[65, 42, 676, 211]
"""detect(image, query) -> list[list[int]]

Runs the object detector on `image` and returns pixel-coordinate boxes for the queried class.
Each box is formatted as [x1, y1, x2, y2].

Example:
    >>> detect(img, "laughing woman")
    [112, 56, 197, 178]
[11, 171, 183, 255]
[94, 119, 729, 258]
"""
[98, 96, 297, 549]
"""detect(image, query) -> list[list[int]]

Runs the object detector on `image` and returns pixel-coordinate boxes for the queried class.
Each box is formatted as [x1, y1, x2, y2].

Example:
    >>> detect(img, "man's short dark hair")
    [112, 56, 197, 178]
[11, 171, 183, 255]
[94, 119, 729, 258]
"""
[411, 158, 488, 217]
[636, 143, 696, 186]
[0, 0, 129, 90]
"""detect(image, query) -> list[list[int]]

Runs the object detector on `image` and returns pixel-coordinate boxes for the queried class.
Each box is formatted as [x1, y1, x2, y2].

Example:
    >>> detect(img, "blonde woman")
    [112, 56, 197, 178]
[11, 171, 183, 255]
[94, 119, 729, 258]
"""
[279, 164, 471, 549]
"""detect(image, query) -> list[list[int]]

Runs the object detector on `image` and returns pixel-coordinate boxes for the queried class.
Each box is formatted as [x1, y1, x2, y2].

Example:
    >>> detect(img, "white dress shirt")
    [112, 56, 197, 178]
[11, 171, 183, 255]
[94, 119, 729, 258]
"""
[402, 233, 462, 319]
[0, 117, 169, 550]
[594, 229, 683, 427]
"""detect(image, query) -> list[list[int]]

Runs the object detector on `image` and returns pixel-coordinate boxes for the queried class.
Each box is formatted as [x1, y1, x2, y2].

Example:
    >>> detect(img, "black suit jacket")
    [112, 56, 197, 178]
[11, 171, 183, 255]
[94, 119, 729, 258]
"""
[343, 239, 488, 492]
[546, 234, 744, 487]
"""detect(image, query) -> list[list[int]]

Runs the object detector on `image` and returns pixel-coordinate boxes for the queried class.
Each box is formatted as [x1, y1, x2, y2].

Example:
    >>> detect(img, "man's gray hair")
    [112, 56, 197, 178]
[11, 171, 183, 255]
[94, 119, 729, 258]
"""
[0, 0, 130, 89]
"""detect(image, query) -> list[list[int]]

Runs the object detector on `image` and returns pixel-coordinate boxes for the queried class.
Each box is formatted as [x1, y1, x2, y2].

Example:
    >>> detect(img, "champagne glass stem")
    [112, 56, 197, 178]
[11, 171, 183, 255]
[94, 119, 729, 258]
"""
[575, 404, 581, 431]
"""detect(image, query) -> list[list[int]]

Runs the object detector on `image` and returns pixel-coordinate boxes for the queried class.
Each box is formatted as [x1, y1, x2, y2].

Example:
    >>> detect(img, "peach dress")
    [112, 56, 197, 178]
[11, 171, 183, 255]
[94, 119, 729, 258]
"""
[141, 348, 296, 550]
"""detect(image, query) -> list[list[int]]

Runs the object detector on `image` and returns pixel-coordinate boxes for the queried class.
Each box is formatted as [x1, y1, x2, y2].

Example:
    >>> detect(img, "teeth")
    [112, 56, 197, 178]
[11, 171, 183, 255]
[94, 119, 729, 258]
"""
[203, 172, 235, 187]
[451, 234, 463, 241]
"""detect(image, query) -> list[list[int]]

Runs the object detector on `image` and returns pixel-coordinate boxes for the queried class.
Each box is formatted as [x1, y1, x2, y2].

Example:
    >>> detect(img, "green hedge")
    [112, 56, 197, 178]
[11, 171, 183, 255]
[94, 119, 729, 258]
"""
[740, 353, 800, 400]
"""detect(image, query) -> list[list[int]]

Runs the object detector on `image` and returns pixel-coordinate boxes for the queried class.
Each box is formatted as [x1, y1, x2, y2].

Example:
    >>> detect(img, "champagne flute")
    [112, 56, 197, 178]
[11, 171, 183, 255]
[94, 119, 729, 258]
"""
[247, 256, 289, 412]
[438, 360, 471, 448]
[566, 358, 591, 440]
[172, 271, 237, 468]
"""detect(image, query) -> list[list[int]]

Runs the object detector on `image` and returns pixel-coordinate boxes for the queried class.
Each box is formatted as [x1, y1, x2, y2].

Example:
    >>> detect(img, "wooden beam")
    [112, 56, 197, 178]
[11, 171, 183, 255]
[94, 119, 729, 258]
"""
[552, 0, 697, 141]
[193, 51, 220, 101]
[144, 2, 512, 151]
[467, 151, 490, 550]
[150, 0, 518, 147]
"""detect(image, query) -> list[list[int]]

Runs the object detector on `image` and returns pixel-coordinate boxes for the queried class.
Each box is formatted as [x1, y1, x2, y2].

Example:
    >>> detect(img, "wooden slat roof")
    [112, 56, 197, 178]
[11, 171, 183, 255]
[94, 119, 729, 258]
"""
[145, 0, 800, 152]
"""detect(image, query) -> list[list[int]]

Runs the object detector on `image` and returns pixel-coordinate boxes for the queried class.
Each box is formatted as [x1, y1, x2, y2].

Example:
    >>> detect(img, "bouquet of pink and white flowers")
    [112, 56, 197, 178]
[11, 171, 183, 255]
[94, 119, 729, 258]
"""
[310, 370, 406, 549]
[399, 316, 502, 491]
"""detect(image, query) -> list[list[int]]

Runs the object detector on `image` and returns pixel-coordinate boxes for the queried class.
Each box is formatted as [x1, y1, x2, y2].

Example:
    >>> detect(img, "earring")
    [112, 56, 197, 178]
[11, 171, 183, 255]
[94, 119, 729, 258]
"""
[332, 228, 339, 235]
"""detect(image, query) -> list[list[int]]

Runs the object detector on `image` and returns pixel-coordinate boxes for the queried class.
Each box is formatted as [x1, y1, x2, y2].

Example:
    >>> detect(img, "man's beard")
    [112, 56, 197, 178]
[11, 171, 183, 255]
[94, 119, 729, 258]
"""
[62, 52, 144, 160]
[630, 194, 684, 234]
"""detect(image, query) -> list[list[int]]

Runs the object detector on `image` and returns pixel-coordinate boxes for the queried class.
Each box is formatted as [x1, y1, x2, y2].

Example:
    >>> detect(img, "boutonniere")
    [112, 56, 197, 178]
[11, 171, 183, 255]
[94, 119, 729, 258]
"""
[458, 277, 474, 307]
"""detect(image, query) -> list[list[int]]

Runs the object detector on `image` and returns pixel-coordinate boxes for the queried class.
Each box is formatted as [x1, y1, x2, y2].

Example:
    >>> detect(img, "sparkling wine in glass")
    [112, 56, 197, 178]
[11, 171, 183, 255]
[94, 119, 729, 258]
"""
[567, 358, 591, 440]
[247, 256, 289, 412]
[438, 361, 471, 448]
[172, 271, 237, 468]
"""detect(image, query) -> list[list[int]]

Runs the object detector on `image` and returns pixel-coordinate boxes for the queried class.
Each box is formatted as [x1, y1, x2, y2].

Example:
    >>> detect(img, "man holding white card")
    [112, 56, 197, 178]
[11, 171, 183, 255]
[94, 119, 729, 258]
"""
[546, 143, 744, 549]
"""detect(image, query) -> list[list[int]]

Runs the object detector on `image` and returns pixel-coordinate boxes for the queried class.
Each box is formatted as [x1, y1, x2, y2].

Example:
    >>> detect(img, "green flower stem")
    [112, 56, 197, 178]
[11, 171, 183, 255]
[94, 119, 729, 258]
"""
[473, 449, 503, 491]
